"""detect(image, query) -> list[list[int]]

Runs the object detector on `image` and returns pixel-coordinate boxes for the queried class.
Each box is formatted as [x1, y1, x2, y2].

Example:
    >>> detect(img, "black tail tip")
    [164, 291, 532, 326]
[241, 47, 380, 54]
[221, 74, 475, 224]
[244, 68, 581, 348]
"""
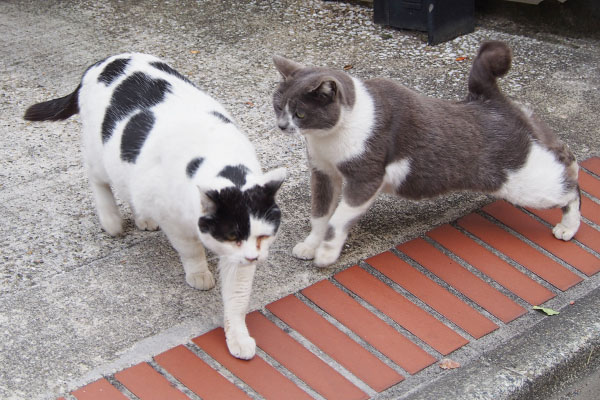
[23, 103, 50, 121]
[477, 41, 512, 78]
[22, 87, 80, 122]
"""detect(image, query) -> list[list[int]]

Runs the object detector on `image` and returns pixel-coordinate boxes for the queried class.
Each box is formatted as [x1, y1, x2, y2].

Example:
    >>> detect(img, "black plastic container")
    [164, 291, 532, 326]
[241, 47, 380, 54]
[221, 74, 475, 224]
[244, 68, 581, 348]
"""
[374, 0, 475, 45]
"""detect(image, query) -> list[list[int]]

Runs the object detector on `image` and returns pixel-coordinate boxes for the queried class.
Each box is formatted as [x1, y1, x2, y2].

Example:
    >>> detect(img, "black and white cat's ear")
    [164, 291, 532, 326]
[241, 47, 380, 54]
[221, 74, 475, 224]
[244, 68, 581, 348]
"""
[261, 167, 287, 195]
[197, 187, 218, 214]
[273, 56, 303, 80]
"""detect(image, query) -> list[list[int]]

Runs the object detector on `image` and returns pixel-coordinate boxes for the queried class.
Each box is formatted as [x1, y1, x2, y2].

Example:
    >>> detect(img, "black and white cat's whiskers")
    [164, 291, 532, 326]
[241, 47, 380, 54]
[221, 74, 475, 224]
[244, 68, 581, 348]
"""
[25, 53, 286, 360]
[273, 41, 580, 268]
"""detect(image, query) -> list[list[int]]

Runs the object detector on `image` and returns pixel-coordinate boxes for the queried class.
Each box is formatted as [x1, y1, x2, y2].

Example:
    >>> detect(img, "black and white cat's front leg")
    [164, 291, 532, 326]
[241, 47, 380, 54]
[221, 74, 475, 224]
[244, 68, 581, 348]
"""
[293, 168, 342, 260]
[162, 225, 216, 290]
[219, 258, 256, 359]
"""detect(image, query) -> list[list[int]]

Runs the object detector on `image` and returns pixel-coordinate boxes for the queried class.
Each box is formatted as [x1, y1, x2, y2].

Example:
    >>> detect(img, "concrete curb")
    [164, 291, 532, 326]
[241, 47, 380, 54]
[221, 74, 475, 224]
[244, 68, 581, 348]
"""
[398, 286, 600, 400]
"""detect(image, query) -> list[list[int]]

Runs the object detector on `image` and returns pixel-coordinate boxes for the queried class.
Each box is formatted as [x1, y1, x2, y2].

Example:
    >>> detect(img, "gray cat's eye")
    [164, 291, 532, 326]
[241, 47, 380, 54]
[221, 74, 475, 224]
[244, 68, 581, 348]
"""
[295, 111, 305, 119]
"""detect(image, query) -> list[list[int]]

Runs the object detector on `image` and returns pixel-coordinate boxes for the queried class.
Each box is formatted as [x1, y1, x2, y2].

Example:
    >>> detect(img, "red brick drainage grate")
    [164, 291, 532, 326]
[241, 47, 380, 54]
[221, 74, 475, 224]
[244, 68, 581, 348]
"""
[62, 158, 600, 400]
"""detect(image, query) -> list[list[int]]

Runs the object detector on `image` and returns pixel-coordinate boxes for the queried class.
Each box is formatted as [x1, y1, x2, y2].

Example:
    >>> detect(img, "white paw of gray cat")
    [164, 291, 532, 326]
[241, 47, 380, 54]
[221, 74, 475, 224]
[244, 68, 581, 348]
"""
[226, 334, 256, 360]
[100, 214, 123, 237]
[292, 242, 316, 260]
[314, 245, 340, 268]
[185, 270, 215, 290]
[552, 223, 577, 241]
[135, 217, 159, 231]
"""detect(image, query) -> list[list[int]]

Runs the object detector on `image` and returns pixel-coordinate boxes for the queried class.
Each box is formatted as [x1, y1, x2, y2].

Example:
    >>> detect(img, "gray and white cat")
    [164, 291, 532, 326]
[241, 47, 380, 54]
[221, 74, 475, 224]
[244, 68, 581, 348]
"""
[24, 53, 286, 359]
[273, 41, 580, 267]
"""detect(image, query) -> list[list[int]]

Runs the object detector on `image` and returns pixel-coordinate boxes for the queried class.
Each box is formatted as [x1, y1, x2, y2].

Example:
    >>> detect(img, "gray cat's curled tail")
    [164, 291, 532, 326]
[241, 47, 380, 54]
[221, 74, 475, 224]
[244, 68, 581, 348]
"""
[467, 41, 512, 101]
[24, 84, 80, 121]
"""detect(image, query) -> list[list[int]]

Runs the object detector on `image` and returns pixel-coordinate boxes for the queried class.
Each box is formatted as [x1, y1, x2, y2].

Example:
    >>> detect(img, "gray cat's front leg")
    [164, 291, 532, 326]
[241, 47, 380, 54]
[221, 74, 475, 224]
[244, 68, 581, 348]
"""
[293, 169, 342, 260]
[313, 195, 378, 267]
[219, 259, 256, 360]
[313, 175, 383, 267]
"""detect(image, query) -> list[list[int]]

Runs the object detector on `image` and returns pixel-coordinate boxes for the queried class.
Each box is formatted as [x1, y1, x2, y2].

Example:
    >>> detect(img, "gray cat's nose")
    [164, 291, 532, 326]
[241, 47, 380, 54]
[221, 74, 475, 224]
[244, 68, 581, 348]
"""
[277, 121, 289, 131]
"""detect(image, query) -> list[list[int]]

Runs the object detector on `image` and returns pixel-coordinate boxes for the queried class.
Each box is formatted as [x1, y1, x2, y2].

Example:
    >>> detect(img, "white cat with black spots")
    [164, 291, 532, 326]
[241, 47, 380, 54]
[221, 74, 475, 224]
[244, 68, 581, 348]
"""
[25, 53, 286, 359]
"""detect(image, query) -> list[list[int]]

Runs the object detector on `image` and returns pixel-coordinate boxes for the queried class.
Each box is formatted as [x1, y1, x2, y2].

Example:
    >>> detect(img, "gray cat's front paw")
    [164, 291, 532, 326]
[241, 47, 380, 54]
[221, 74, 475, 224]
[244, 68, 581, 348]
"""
[226, 334, 256, 360]
[185, 270, 215, 290]
[314, 244, 341, 268]
[292, 242, 316, 260]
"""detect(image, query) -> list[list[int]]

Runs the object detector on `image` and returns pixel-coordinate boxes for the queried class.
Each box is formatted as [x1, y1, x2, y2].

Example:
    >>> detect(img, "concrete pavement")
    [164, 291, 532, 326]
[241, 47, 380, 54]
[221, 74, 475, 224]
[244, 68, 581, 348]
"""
[1, 1, 599, 399]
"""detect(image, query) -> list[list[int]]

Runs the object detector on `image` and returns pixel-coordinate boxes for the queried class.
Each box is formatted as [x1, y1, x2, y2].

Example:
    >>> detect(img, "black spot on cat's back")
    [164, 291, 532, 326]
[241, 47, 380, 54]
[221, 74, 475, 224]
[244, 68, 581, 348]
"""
[219, 165, 249, 188]
[98, 58, 131, 85]
[210, 111, 232, 124]
[150, 61, 193, 85]
[186, 157, 204, 178]
[121, 110, 155, 163]
[102, 72, 171, 143]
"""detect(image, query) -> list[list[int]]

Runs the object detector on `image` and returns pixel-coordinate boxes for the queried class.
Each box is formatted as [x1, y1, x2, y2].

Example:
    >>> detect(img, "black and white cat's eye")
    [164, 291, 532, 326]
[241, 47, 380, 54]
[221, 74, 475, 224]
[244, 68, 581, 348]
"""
[224, 233, 242, 246]
[256, 235, 269, 249]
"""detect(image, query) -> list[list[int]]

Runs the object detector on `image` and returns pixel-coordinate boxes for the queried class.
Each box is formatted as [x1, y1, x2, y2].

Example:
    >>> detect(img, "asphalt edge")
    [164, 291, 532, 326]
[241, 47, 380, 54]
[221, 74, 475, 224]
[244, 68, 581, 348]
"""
[398, 286, 600, 400]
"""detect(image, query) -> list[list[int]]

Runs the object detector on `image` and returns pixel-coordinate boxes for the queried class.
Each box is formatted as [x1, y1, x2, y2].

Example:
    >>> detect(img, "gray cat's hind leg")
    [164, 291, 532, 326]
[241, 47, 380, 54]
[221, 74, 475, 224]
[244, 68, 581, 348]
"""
[553, 187, 581, 241]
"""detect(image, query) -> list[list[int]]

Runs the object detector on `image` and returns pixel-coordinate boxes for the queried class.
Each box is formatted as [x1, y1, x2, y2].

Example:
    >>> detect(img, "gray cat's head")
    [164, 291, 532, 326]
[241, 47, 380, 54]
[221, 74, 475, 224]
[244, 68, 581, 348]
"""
[272, 56, 355, 137]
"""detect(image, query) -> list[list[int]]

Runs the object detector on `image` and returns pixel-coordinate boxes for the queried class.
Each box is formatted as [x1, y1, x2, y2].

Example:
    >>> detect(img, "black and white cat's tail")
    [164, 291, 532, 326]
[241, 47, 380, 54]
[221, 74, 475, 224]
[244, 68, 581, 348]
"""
[467, 41, 512, 101]
[24, 84, 80, 121]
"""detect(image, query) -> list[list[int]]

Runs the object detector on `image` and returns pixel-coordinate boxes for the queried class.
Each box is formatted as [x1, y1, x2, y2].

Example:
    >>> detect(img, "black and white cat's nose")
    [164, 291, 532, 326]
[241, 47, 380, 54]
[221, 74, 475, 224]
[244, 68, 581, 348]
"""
[245, 256, 258, 262]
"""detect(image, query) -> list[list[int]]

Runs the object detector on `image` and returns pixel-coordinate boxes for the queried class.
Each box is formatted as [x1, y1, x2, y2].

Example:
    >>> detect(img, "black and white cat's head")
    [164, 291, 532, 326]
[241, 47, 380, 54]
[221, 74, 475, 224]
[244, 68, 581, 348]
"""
[197, 167, 286, 265]
[272, 56, 356, 137]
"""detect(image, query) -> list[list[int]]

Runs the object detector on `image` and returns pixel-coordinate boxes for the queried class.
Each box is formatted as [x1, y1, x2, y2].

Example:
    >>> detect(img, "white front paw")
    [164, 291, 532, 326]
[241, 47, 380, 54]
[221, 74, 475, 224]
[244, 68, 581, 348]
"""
[226, 334, 256, 360]
[100, 214, 123, 237]
[292, 241, 317, 260]
[314, 244, 341, 268]
[135, 217, 159, 231]
[552, 223, 577, 241]
[185, 270, 215, 290]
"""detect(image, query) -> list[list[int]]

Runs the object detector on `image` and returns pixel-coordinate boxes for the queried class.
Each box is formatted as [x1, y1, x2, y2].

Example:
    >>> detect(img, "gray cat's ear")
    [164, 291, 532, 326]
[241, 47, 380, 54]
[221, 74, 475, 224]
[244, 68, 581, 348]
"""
[197, 187, 217, 214]
[273, 55, 303, 79]
[309, 78, 341, 102]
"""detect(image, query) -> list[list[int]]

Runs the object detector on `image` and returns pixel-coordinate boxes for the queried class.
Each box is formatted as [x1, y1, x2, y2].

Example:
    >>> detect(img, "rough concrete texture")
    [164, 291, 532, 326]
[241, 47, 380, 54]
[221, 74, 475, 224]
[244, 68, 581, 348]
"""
[1, 0, 599, 399]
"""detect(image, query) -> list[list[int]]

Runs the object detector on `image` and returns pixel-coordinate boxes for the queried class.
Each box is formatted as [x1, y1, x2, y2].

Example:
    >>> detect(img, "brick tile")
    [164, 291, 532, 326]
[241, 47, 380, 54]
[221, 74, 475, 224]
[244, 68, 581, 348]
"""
[582, 195, 600, 226]
[266, 294, 404, 392]
[580, 170, 600, 200]
[193, 328, 313, 400]
[301, 280, 437, 374]
[458, 213, 583, 290]
[71, 378, 128, 400]
[398, 238, 527, 322]
[581, 157, 600, 176]
[114, 362, 189, 400]
[428, 224, 555, 305]
[366, 252, 498, 338]
[246, 311, 368, 400]
[155, 345, 249, 400]
[483, 201, 600, 276]
[527, 208, 600, 255]
[335, 266, 468, 355]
